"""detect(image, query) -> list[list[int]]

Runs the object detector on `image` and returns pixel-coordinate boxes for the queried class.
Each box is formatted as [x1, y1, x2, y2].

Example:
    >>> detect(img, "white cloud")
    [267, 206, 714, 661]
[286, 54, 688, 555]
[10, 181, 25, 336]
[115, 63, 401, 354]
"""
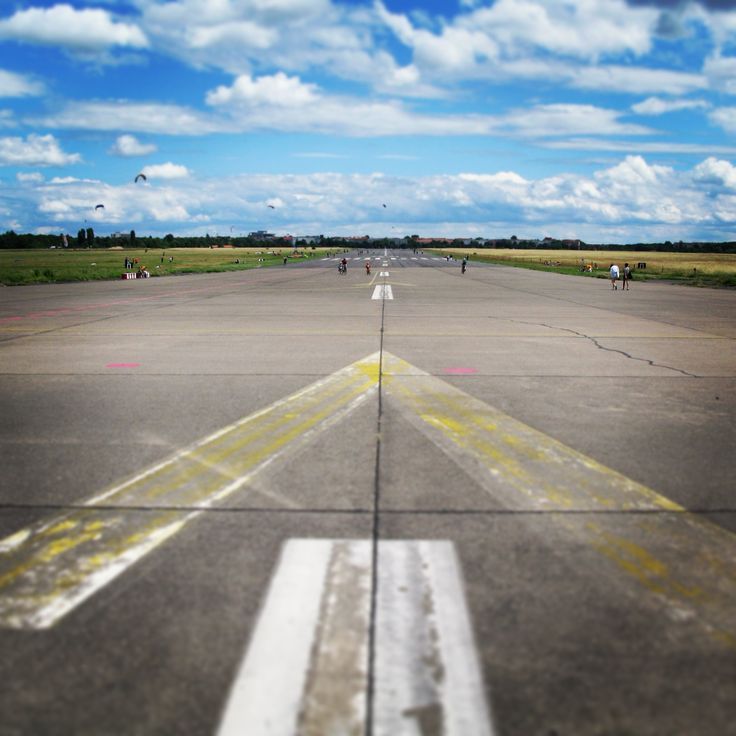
[109, 135, 157, 157]
[49, 176, 100, 184]
[206, 72, 318, 107]
[16, 172, 44, 183]
[139, 162, 190, 179]
[632, 97, 710, 115]
[466, 0, 658, 60]
[376, 3, 499, 73]
[138, 0, 341, 74]
[500, 104, 651, 137]
[0, 69, 44, 97]
[373, 0, 708, 97]
[542, 138, 736, 155]
[34, 92, 500, 137]
[205, 73, 500, 135]
[703, 53, 736, 94]
[34, 101, 235, 135]
[0, 134, 81, 166]
[692, 157, 736, 189]
[0, 4, 148, 51]
[0, 109, 16, 129]
[378, 0, 660, 81]
[571, 65, 706, 95]
[709, 106, 736, 133]
[6, 155, 729, 243]
[596, 155, 671, 186]
[188, 20, 276, 51]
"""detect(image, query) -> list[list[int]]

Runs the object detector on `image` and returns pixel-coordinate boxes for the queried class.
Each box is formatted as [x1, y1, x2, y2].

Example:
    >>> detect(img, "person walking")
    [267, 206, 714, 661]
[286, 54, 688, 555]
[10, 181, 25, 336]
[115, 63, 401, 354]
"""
[461, 257, 468, 274]
[609, 263, 619, 289]
[622, 263, 631, 290]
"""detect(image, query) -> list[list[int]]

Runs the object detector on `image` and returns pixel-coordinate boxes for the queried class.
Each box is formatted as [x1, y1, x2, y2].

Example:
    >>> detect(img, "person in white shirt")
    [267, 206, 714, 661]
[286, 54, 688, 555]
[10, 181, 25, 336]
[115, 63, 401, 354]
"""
[609, 263, 620, 290]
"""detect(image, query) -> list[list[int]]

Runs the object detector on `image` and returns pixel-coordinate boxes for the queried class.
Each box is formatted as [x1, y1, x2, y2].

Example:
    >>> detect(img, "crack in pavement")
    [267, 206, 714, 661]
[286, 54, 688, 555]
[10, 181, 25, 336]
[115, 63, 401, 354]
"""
[506, 318, 700, 378]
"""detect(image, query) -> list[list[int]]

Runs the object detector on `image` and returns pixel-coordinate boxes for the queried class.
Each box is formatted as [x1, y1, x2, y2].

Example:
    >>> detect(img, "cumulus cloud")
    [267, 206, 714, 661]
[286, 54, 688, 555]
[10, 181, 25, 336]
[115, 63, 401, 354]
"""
[5, 155, 732, 242]
[469, 0, 658, 60]
[0, 134, 81, 166]
[139, 162, 190, 179]
[206, 72, 318, 107]
[138, 0, 348, 74]
[0, 4, 148, 51]
[692, 157, 736, 188]
[378, 0, 659, 76]
[0, 69, 44, 97]
[109, 134, 157, 157]
[372, 0, 714, 97]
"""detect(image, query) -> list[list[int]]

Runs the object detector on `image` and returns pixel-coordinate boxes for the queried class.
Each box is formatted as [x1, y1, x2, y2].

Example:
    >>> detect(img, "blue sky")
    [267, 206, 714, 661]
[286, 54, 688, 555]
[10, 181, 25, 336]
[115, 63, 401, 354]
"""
[2, 0, 736, 242]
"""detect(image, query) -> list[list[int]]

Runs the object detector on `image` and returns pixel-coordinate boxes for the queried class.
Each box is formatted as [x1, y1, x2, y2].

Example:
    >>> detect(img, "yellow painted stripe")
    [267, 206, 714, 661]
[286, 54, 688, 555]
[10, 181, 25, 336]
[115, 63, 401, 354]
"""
[381, 352, 736, 647]
[0, 354, 381, 629]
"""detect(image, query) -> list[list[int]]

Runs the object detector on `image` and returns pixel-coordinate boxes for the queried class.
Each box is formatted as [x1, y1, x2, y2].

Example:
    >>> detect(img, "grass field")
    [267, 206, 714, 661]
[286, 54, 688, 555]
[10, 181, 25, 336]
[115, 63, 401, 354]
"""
[0, 247, 338, 286]
[428, 248, 736, 287]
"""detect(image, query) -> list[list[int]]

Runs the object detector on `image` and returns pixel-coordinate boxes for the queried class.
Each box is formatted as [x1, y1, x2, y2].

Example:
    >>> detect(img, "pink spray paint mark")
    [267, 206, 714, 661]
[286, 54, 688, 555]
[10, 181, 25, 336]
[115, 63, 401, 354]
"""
[444, 367, 478, 375]
[106, 363, 141, 368]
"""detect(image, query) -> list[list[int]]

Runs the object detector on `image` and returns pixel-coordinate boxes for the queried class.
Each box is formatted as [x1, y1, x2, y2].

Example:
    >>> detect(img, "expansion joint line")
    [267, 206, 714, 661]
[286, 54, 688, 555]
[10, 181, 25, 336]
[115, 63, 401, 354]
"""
[365, 280, 387, 736]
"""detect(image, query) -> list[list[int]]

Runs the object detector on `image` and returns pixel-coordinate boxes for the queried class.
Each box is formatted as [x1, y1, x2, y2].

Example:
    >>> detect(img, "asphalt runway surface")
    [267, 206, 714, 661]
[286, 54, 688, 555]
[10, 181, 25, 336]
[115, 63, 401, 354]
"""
[0, 250, 734, 735]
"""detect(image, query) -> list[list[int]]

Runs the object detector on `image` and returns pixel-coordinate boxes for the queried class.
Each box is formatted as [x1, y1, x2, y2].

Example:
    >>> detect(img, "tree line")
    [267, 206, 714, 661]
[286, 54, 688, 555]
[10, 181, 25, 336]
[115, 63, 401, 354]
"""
[1, 230, 736, 253]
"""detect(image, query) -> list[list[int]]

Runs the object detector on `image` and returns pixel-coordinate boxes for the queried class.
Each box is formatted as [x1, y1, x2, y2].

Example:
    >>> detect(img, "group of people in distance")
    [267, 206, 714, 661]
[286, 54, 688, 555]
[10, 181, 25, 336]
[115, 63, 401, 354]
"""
[609, 262, 631, 291]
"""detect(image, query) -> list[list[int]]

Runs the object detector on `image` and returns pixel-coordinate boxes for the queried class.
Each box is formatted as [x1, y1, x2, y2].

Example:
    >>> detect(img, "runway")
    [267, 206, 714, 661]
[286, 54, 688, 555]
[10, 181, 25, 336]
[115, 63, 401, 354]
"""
[0, 250, 734, 734]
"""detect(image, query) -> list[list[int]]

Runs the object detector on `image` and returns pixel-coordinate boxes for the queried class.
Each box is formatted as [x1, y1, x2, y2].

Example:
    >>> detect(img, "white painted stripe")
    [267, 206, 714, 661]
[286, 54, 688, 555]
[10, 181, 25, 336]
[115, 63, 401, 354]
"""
[375, 541, 494, 736]
[371, 285, 394, 300]
[217, 540, 369, 736]
[217, 540, 494, 736]
[380, 271, 389, 277]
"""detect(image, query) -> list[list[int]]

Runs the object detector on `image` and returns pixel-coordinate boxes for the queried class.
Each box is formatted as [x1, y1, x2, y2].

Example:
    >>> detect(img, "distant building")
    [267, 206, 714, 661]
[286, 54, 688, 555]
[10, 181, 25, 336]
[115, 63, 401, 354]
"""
[248, 230, 276, 240]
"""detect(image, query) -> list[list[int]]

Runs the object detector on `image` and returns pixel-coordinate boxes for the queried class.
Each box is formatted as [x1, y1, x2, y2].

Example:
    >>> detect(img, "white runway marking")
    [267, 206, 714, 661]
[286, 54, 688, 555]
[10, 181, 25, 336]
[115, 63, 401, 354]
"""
[380, 271, 390, 277]
[217, 539, 494, 736]
[371, 284, 394, 300]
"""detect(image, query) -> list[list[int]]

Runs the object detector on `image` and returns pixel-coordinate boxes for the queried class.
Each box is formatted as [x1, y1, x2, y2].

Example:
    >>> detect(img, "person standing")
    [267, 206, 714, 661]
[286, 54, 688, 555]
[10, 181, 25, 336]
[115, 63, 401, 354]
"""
[609, 263, 619, 290]
[622, 263, 631, 290]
